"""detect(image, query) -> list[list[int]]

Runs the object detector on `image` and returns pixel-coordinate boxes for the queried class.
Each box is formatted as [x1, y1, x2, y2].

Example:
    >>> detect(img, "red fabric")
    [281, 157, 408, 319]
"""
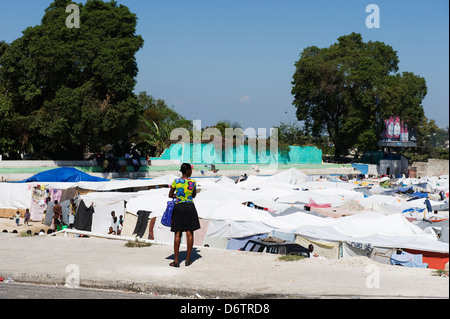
[404, 249, 449, 270]
[306, 198, 331, 208]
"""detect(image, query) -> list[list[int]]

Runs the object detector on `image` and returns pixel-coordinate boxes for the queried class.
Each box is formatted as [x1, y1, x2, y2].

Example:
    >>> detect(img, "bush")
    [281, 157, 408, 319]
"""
[125, 239, 152, 248]
[278, 254, 306, 262]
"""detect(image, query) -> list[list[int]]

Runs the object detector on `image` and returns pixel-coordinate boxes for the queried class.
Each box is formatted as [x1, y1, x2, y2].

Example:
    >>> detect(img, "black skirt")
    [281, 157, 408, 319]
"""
[170, 202, 201, 233]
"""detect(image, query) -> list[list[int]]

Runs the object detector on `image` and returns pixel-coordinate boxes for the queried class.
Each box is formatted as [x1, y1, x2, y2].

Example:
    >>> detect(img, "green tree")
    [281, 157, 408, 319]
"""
[273, 121, 310, 157]
[211, 120, 241, 138]
[138, 92, 191, 131]
[403, 118, 449, 162]
[133, 92, 191, 157]
[0, 0, 144, 159]
[292, 33, 427, 159]
[276, 121, 311, 146]
[138, 119, 169, 158]
[432, 126, 449, 149]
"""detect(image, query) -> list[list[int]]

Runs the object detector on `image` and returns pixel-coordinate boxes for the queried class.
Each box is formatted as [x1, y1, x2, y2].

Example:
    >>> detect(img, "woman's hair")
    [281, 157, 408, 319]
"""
[180, 163, 192, 175]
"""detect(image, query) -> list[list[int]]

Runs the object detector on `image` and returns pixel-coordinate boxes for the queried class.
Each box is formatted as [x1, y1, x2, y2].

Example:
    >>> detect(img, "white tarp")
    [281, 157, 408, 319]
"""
[76, 174, 177, 191]
[0, 174, 177, 211]
[125, 188, 171, 217]
[206, 219, 274, 238]
[0, 183, 33, 209]
[194, 170, 448, 253]
[289, 212, 448, 253]
[90, 201, 125, 235]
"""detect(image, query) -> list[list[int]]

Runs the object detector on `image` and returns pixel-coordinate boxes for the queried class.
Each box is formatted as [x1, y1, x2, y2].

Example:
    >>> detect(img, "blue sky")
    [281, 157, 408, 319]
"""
[1, 0, 448, 131]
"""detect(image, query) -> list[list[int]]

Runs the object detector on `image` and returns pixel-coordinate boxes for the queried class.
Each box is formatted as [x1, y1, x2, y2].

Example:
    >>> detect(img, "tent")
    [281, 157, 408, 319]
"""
[311, 199, 367, 218]
[403, 249, 448, 269]
[390, 251, 429, 268]
[439, 219, 449, 243]
[305, 198, 331, 211]
[239, 168, 308, 190]
[295, 236, 341, 259]
[0, 183, 33, 210]
[22, 167, 109, 183]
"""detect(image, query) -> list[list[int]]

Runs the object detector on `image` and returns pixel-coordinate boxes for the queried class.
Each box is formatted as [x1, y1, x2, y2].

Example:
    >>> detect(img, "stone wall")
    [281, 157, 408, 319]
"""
[411, 159, 449, 178]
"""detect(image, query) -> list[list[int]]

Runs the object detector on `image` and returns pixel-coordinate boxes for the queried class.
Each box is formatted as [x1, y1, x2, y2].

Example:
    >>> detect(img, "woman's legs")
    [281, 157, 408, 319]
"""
[186, 230, 194, 265]
[171, 230, 194, 267]
[172, 231, 182, 266]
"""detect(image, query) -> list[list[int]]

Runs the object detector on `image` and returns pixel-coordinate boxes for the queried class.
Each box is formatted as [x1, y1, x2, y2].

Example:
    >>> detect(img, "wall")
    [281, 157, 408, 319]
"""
[151, 143, 323, 165]
[379, 156, 409, 176]
[412, 159, 449, 178]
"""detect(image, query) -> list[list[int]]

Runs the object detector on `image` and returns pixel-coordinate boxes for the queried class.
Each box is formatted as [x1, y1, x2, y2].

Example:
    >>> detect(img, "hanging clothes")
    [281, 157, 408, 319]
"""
[73, 200, 94, 232]
[132, 210, 151, 238]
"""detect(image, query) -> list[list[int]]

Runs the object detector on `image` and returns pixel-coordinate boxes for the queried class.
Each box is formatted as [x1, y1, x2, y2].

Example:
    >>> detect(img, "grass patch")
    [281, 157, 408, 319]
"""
[125, 240, 152, 248]
[432, 269, 449, 277]
[20, 231, 34, 237]
[278, 254, 306, 262]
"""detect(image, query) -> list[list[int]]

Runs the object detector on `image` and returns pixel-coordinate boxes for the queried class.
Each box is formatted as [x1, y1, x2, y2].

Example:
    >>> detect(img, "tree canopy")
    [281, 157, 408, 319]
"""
[132, 92, 192, 157]
[291, 33, 427, 159]
[0, 0, 144, 159]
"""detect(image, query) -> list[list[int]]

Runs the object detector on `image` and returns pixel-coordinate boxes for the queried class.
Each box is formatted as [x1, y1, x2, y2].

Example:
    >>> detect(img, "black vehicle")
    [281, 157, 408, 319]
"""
[241, 239, 311, 257]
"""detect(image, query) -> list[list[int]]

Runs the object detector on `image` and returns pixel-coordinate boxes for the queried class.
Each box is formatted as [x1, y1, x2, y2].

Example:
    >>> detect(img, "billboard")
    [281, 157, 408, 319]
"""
[379, 117, 417, 147]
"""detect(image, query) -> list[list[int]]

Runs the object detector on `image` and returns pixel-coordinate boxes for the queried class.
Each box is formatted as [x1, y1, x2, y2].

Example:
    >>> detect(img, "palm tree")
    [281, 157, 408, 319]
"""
[138, 117, 170, 157]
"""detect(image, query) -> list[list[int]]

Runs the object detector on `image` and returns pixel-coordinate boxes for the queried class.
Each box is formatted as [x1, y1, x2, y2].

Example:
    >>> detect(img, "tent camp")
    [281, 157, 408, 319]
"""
[2, 168, 449, 268]
[0, 170, 176, 222]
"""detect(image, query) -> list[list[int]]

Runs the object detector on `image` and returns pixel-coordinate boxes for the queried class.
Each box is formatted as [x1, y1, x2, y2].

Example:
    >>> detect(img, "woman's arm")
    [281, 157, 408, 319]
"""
[168, 187, 176, 199]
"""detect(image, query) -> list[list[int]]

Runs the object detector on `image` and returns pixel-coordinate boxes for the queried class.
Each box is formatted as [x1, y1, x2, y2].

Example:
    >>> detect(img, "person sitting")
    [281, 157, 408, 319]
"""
[132, 150, 141, 172]
[308, 244, 319, 258]
[125, 152, 133, 166]
[108, 227, 116, 236]
[235, 174, 248, 184]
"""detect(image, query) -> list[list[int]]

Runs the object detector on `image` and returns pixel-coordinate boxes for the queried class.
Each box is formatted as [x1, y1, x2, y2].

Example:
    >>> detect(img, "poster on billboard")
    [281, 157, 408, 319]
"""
[379, 117, 417, 147]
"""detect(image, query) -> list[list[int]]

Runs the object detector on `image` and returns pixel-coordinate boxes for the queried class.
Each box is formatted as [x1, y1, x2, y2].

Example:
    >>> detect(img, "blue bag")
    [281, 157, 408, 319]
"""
[161, 200, 175, 227]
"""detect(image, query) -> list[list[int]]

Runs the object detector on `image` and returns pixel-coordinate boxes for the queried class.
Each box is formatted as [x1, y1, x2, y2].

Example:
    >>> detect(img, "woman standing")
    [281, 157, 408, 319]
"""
[168, 163, 201, 267]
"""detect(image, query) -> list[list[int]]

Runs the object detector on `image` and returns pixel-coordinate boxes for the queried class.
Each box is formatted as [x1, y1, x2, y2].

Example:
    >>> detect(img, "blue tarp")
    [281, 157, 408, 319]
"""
[402, 207, 425, 214]
[397, 186, 413, 193]
[390, 251, 428, 268]
[411, 192, 428, 198]
[352, 163, 369, 175]
[21, 167, 109, 183]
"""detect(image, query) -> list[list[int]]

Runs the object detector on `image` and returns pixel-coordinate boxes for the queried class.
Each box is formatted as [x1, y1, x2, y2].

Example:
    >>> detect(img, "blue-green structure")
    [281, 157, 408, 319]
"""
[151, 143, 322, 165]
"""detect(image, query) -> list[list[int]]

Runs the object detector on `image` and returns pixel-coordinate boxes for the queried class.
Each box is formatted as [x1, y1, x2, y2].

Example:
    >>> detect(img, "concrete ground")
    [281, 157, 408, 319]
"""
[0, 233, 448, 299]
